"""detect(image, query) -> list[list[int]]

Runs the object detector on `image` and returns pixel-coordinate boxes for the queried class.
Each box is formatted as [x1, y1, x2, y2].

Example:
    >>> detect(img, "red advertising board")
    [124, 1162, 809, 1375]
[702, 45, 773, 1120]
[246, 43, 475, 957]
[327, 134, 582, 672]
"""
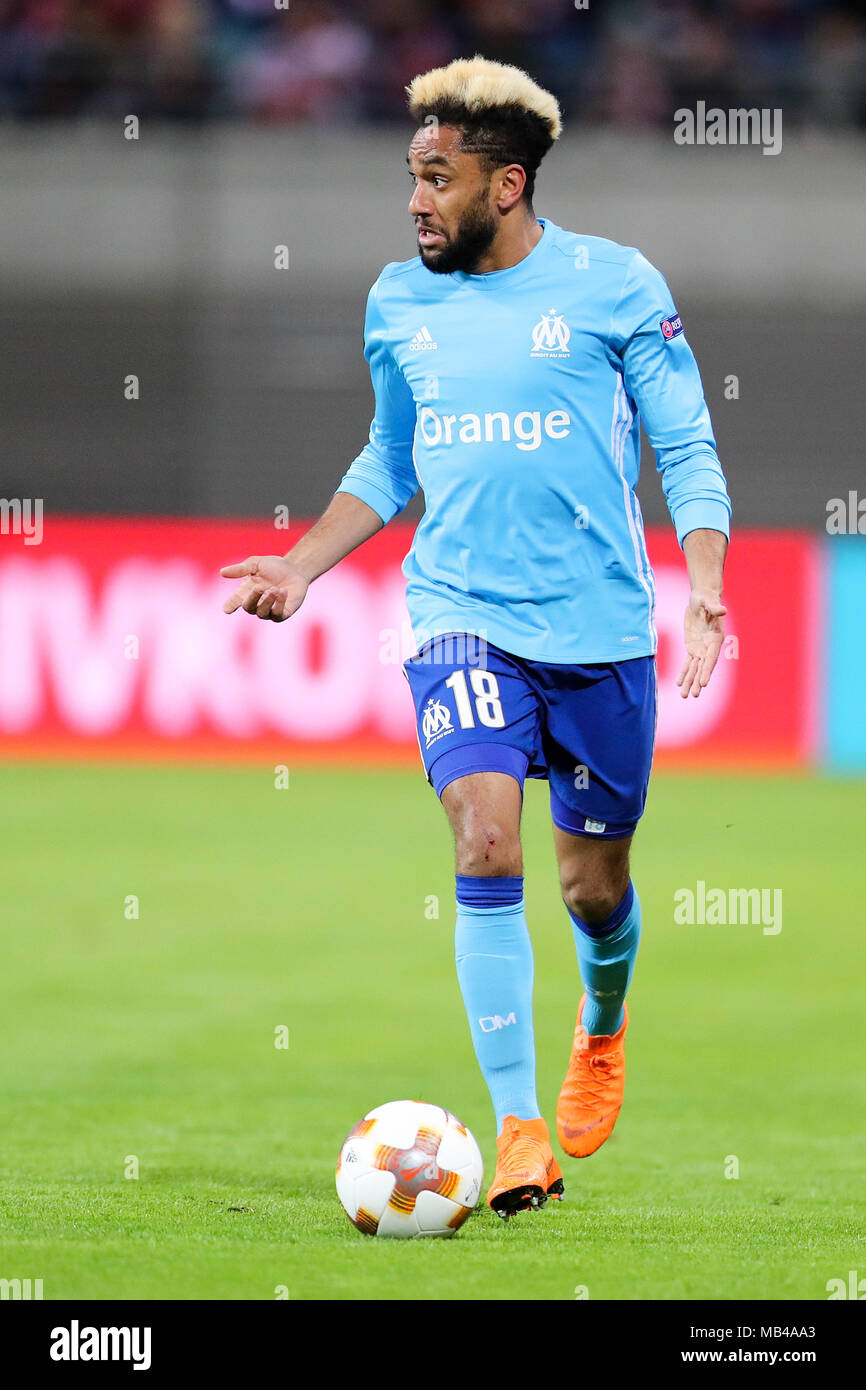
[0, 518, 822, 766]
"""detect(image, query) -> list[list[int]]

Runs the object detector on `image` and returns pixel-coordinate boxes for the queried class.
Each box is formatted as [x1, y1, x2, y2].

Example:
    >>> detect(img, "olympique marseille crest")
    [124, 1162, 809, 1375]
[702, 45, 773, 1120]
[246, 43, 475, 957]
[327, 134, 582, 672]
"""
[422, 697, 453, 750]
[530, 308, 571, 358]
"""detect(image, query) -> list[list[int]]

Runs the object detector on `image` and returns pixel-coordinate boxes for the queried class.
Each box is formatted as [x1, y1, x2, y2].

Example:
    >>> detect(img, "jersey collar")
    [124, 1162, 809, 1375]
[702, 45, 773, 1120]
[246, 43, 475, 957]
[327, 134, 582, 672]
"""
[449, 217, 552, 290]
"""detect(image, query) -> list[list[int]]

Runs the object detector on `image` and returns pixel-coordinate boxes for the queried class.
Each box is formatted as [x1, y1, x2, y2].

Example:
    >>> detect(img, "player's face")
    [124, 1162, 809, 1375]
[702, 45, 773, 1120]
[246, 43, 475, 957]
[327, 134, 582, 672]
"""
[407, 124, 498, 275]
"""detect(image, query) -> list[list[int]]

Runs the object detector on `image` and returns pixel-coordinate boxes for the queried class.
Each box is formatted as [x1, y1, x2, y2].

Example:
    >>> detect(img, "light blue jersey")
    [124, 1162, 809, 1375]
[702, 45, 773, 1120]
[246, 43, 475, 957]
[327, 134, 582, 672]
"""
[337, 218, 731, 663]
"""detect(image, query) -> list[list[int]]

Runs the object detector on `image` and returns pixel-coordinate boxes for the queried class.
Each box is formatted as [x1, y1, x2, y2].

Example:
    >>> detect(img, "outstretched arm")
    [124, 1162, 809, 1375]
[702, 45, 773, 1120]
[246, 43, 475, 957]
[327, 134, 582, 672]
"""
[220, 493, 383, 623]
[221, 272, 419, 624]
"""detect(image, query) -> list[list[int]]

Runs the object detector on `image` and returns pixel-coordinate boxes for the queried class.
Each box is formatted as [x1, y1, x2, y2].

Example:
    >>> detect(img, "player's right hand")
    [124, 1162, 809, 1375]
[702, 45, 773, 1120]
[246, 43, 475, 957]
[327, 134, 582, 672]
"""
[220, 555, 309, 622]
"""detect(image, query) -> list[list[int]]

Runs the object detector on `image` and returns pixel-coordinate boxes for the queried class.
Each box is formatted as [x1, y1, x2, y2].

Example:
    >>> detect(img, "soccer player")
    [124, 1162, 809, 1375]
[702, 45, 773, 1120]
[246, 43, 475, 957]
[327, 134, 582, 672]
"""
[221, 57, 731, 1219]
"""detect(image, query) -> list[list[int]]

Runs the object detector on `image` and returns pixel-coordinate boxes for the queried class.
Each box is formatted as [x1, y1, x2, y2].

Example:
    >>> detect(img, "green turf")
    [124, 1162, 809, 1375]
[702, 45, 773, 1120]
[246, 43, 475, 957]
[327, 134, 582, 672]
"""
[0, 762, 863, 1301]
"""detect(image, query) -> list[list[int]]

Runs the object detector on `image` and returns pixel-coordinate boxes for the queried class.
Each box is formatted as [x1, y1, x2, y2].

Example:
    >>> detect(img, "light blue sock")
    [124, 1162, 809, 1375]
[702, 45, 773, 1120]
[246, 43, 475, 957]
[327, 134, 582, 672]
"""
[568, 881, 642, 1036]
[455, 875, 540, 1131]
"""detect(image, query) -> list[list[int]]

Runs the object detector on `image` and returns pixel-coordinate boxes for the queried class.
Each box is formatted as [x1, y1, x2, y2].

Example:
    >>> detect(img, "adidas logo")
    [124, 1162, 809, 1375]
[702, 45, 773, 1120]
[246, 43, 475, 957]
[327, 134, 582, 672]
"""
[409, 326, 437, 351]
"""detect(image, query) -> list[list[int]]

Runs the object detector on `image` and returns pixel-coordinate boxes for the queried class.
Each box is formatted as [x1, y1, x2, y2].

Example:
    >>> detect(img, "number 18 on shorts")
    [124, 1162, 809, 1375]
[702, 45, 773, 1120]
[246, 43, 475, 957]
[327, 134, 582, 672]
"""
[403, 632, 657, 840]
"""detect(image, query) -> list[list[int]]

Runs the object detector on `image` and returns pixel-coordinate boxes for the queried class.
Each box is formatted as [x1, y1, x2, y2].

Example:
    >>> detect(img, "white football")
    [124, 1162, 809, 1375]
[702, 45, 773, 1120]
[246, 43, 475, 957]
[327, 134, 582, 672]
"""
[336, 1100, 484, 1238]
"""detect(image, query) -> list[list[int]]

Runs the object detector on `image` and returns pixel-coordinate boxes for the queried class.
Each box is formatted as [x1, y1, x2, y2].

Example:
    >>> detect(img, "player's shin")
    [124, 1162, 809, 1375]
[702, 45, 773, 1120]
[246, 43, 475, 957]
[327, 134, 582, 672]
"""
[454, 875, 540, 1129]
[568, 881, 642, 1036]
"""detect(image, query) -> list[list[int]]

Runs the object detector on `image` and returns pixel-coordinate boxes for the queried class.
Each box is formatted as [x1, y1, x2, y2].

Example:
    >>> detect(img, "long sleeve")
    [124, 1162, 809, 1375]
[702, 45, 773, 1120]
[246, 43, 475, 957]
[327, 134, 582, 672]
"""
[612, 251, 732, 545]
[336, 276, 420, 524]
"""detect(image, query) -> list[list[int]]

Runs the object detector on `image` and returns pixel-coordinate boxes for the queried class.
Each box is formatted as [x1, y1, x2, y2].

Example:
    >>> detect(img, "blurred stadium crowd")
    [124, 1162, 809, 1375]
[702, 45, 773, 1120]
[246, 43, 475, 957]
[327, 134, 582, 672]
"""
[0, 0, 864, 128]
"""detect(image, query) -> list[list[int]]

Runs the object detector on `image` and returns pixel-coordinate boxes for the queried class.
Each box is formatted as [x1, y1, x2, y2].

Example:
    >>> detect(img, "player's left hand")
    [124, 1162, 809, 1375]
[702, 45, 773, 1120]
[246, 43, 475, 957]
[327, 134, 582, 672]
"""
[677, 589, 727, 699]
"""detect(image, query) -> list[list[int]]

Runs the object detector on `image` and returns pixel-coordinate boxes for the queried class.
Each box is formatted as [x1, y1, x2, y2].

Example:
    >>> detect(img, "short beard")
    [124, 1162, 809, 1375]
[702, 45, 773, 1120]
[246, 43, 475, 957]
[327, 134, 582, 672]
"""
[419, 186, 498, 275]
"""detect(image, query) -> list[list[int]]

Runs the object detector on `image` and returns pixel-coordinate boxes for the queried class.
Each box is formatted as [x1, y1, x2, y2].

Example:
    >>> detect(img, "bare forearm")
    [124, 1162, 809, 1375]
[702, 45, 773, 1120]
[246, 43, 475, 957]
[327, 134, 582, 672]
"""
[682, 528, 727, 596]
[283, 492, 384, 583]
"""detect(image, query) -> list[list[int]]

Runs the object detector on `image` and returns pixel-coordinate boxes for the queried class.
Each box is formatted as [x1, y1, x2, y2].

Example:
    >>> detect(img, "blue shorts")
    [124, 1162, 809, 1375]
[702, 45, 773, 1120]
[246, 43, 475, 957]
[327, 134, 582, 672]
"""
[403, 634, 657, 840]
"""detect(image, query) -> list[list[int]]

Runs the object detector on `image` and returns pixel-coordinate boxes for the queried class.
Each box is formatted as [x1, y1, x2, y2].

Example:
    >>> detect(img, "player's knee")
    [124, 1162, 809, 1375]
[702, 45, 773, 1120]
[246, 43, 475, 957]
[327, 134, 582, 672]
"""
[560, 873, 626, 925]
[453, 817, 522, 877]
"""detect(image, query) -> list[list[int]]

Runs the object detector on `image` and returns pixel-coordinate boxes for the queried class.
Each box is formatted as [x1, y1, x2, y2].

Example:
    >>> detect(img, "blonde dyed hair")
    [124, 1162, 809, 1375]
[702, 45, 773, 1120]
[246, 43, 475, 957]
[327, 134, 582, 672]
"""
[406, 55, 562, 142]
[406, 56, 561, 202]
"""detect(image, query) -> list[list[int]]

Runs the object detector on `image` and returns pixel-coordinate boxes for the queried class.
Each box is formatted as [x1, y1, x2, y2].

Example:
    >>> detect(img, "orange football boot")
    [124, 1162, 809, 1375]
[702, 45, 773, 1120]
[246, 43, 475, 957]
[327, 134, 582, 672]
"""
[557, 994, 628, 1157]
[487, 1115, 565, 1219]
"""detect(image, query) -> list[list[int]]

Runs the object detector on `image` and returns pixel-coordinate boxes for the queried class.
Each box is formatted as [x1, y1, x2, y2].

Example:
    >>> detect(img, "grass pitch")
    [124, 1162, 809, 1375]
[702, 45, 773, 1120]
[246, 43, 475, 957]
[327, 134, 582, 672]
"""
[0, 762, 863, 1301]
